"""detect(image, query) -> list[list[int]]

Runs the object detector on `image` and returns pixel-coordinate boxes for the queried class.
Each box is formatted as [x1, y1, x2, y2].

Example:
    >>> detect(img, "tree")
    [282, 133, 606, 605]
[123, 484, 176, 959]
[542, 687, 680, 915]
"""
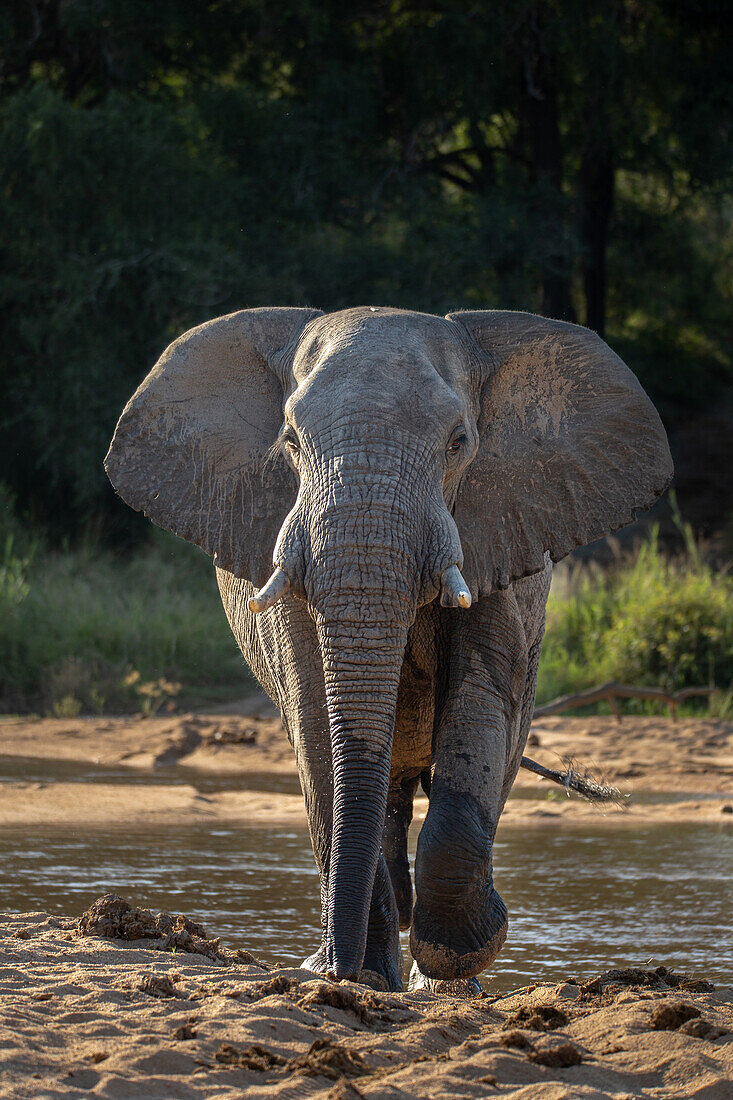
[0, 0, 731, 535]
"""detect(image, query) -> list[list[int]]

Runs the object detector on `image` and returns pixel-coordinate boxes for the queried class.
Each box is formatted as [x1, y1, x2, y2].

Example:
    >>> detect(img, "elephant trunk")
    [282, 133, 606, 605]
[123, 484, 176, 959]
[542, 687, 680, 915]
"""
[315, 609, 409, 978]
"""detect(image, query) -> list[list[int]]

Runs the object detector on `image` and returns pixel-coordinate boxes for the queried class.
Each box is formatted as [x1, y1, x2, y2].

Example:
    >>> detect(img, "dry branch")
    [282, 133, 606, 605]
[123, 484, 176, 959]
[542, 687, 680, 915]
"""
[519, 755, 625, 805]
[534, 681, 715, 722]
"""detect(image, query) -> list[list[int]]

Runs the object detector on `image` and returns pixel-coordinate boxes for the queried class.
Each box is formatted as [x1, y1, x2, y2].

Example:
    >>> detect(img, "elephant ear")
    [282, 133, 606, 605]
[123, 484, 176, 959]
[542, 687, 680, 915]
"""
[105, 307, 322, 585]
[446, 310, 673, 595]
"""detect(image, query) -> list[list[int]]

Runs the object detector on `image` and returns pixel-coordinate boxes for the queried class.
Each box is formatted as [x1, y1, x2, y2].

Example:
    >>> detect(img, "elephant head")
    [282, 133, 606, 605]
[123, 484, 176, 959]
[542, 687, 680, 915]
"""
[105, 305, 672, 979]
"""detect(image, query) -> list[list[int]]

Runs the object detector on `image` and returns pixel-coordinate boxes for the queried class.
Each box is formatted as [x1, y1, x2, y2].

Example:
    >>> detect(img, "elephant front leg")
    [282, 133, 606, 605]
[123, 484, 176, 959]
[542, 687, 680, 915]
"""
[410, 773, 508, 983]
[411, 590, 530, 984]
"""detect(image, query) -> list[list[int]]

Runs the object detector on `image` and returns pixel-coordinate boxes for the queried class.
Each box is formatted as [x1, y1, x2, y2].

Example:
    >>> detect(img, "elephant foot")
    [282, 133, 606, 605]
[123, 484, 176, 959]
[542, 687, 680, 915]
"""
[410, 883, 508, 981]
[301, 946, 327, 974]
[408, 961, 483, 997]
[362, 936, 403, 992]
[358, 968, 392, 992]
[301, 946, 402, 992]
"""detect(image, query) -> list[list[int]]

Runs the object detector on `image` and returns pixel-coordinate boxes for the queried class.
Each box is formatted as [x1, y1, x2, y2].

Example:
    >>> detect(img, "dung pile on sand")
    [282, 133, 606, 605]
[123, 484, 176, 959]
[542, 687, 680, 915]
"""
[1, 901, 731, 1099]
[77, 893, 267, 968]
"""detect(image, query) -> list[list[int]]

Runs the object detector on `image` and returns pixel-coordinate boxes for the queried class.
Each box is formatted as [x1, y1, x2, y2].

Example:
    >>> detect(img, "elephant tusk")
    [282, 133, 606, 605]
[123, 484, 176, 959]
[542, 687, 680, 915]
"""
[440, 564, 472, 609]
[248, 567, 290, 614]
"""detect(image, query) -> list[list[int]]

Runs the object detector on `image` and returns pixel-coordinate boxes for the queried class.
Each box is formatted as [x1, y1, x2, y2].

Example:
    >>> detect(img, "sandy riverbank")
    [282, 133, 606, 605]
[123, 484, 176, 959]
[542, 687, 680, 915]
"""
[1, 705, 731, 1096]
[1, 900, 731, 1099]
[1, 702, 732, 829]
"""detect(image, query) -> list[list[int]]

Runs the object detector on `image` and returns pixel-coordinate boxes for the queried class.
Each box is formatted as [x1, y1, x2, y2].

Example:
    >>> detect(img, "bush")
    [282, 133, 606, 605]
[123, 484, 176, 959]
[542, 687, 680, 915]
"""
[538, 525, 733, 708]
[604, 544, 732, 692]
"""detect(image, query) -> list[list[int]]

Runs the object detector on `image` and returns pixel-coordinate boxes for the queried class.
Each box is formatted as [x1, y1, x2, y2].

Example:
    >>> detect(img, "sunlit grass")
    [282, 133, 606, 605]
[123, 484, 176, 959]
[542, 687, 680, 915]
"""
[539, 525, 733, 713]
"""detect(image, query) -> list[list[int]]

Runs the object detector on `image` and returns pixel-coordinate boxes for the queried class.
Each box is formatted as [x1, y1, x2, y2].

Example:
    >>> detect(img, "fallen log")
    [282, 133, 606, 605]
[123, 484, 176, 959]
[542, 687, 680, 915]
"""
[534, 681, 715, 722]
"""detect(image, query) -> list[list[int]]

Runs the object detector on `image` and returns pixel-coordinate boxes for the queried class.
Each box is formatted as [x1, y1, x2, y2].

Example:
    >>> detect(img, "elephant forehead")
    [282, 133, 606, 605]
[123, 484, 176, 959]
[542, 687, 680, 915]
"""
[292, 308, 468, 384]
[289, 309, 468, 429]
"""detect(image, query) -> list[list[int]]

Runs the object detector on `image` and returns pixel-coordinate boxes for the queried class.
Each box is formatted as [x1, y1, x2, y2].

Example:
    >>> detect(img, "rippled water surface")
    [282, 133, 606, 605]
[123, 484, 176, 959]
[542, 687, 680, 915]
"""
[1, 813, 731, 991]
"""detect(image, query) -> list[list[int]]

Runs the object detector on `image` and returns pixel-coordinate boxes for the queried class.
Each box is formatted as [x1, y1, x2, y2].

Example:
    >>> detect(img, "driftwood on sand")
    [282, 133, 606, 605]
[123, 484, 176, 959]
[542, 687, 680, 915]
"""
[534, 681, 715, 722]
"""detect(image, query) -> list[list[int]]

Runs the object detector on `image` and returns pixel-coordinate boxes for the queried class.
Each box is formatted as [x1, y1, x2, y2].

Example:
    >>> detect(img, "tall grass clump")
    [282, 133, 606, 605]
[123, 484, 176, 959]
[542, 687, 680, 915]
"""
[0, 515, 248, 715]
[539, 515, 732, 711]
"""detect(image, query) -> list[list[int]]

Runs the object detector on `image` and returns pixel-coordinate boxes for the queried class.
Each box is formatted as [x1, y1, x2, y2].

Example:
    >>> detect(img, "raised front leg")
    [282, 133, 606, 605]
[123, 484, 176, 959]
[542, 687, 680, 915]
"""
[217, 572, 401, 990]
[411, 571, 548, 982]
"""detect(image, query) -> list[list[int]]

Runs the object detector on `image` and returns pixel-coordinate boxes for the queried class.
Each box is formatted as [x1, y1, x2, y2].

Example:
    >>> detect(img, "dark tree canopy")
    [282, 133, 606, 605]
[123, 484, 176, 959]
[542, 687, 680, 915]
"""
[1, 0, 731, 539]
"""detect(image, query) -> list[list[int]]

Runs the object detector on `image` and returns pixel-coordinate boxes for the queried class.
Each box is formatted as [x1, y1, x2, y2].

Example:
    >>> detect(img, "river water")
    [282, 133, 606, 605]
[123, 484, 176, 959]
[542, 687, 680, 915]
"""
[1, 772, 731, 990]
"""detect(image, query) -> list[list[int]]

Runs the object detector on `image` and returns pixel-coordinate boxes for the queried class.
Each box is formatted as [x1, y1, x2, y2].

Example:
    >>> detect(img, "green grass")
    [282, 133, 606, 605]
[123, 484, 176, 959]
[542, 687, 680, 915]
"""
[538, 526, 733, 714]
[1, 502, 731, 717]
[0, 528, 249, 715]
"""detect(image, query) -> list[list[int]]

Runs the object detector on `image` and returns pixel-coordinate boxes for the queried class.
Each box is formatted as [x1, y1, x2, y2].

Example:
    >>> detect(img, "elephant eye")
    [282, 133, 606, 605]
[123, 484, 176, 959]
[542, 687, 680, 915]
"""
[447, 433, 466, 456]
[281, 430, 300, 456]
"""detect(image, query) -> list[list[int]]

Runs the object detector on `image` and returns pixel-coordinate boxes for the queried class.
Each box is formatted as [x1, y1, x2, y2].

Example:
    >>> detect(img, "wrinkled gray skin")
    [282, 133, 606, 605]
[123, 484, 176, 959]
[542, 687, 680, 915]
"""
[105, 306, 673, 992]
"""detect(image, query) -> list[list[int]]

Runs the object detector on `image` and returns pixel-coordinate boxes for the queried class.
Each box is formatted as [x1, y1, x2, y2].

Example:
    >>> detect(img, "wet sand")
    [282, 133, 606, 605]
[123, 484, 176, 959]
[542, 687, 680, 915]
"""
[1, 703, 732, 829]
[1, 903, 730, 1099]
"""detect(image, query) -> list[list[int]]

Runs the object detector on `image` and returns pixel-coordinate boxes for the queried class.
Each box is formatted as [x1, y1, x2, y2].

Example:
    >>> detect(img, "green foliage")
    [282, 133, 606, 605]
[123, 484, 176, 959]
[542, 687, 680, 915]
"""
[0, 530, 248, 715]
[0, 486, 36, 610]
[0, 2, 731, 538]
[0, 84, 266, 517]
[0, 536, 30, 610]
[604, 541, 732, 692]
[538, 529, 733, 708]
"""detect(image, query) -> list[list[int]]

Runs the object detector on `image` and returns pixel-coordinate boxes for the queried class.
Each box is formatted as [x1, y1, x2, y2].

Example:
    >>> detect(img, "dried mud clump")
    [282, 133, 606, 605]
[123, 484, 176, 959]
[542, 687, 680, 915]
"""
[205, 724, 258, 746]
[242, 975, 391, 1026]
[77, 894, 266, 968]
[644, 999, 728, 1040]
[578, 965, 713, 1003]
[138, 973, 179, 998]
[503, 1003, 569, 1032]
[678, 1019, 729, 1040]
[500, 1026, 583, 1068]
[173, 1024, 197, 1040]
[79, 894, 162, 940]
[326, 1083, 367, 1100]
[215, 1043, 286, 1071]
[500, 1030, 532, 1050]
[288, 1038, 372, 1080]
[298, 982, 385, 1025]
[678, 977, 716, 993]
[248, 974, 302, 999]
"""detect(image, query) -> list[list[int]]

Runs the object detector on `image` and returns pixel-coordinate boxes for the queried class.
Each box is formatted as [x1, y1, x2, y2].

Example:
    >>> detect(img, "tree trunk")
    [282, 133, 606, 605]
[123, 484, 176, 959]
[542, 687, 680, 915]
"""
[579, 149, 614, 336]
[521, 28, 576, 322]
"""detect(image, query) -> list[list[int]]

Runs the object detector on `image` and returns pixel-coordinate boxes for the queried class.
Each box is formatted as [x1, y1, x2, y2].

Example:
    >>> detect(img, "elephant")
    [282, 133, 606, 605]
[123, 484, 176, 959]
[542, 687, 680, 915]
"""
[105, 305, 672, 992]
